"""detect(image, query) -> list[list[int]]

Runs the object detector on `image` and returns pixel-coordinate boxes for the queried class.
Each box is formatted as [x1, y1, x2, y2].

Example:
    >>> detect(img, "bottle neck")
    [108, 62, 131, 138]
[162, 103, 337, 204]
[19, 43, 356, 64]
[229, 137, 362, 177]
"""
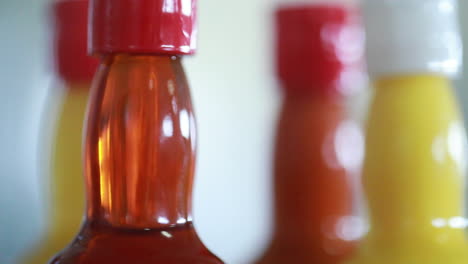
[273, 91, 360, 245]
[84, 54, 196, 229]
[365, 74, 466, 242]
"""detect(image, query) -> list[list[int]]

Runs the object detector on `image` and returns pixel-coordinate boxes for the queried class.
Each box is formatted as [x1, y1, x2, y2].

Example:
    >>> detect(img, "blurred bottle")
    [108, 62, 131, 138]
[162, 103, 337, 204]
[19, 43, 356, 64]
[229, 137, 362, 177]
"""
[255, 3, 366, 264]
[19, 0, 98, 263]
[347, 0, 468, 263]
[49, 0, 223, 263]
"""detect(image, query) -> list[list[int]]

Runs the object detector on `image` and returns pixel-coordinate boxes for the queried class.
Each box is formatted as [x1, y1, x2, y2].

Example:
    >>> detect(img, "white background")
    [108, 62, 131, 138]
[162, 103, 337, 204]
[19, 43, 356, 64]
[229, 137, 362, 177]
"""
[0, 0, 468, 263]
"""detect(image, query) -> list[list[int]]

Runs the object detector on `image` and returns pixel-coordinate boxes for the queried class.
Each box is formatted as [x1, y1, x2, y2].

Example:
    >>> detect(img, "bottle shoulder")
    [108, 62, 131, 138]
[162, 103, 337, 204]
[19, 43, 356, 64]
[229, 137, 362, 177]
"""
[50, 224, 223, 264]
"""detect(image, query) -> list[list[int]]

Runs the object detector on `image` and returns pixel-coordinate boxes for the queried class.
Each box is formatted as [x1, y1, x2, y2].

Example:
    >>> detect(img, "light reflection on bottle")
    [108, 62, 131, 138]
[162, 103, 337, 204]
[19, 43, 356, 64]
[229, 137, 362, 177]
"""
[177, 218, 187, 224]
[181, 0, 193, 16]
[323, 120, 364, 172]
[162, 116, 174, 137]
[431, 121, 467, 173]
[447, 122, 467, 172]
[335, 216, 367, 242]
[162, 0, 192, 16]
[161, 231, 173, 238]
[162, 0, 176, 13]
[180, 109, 191, 139]
[337, 68, 367, 95]
[157, 216, 170, 225]
[335, 120, 365, 172]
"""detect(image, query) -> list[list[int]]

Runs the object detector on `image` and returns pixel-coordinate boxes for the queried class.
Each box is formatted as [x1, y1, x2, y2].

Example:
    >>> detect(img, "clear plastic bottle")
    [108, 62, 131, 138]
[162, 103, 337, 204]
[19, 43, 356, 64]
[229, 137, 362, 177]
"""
[49, 0, 223, 263]
[255, 3, 365, 263]
[348, 1, 468, 263]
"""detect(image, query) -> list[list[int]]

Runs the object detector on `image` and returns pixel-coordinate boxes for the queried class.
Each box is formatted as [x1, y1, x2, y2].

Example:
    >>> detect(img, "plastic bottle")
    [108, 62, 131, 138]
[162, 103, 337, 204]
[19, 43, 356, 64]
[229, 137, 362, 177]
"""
[19, 1, 98, 263]
[49, 0, 223, 263]
[255, 3, 365, 263]
[348, 1, 468, 263]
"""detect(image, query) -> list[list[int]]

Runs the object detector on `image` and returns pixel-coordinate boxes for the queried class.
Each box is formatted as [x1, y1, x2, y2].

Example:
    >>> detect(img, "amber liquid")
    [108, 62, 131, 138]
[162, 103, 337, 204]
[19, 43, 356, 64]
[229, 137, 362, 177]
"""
[50, 55, 223, 264]
[256, 93, 358, 264]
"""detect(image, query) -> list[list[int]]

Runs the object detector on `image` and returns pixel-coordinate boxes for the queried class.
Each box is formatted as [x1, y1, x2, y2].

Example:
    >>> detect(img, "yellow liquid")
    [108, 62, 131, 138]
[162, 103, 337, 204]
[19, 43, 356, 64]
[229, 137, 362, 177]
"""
[20, 84, 89, 264]
[348, 75, 468, 264]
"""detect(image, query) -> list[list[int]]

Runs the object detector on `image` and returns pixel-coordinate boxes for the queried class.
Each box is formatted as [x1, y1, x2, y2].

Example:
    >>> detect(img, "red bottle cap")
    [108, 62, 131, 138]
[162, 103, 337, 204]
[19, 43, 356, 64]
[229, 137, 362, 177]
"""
[90, 0, 197, 55]
[276, 5, 365, 95]
[54, 0, 99, 83]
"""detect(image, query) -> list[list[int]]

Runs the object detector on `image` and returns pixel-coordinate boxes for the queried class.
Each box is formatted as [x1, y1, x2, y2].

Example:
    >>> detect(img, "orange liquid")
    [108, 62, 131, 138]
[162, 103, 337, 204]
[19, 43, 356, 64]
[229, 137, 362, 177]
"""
[256, 93, 358, 263]
[50, 55, 222, 264]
